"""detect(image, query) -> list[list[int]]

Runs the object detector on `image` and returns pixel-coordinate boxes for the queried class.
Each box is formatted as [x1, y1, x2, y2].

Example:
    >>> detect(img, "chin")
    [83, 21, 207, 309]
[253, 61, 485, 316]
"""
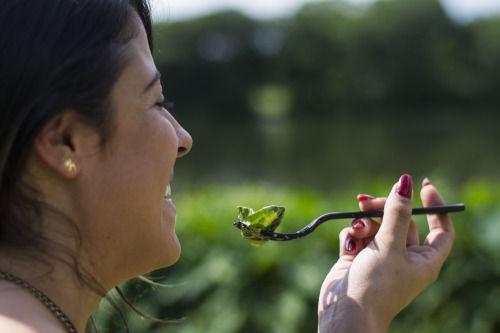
[159, 202, 180, 267]
[165, 234, 181, 266]
[155, 231, 181, 269]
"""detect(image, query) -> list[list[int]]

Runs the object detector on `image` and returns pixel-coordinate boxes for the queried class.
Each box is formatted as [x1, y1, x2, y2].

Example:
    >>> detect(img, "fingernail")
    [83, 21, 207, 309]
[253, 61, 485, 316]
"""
[422, 177, 432, 187]
[397, 174, 413, 199]
[351, 219, 365, 230]
[345, 238, 357, 252]
[357, 194, 375, 202]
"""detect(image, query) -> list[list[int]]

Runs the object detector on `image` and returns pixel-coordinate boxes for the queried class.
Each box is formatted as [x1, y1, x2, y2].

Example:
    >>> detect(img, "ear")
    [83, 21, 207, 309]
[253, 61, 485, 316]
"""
[34, 111, 100, 179]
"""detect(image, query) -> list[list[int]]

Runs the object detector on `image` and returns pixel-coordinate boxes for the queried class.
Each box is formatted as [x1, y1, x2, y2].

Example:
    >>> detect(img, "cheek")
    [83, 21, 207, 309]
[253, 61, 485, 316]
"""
[93, 115, 178, 228]
[129, 116, 178, 223]
[120, 113, 178, 178]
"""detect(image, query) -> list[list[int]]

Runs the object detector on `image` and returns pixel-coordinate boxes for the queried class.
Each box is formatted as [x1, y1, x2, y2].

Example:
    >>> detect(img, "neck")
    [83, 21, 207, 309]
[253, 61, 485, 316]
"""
[0, 251, 104, 333]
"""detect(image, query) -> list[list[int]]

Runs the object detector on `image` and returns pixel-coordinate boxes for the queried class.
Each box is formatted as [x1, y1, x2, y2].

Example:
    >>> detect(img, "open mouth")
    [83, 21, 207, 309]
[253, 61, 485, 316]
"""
[164, 184, 172, 199]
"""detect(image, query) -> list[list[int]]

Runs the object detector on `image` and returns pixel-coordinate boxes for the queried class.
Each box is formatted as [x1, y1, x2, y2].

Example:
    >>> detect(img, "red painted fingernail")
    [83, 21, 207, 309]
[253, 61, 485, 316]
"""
[345, 239, 357, 252]
[351, 219, 365, 230]
[357, 194, 375, 202]
[397, 174, 413, 199]
[422, 177, 432, 187]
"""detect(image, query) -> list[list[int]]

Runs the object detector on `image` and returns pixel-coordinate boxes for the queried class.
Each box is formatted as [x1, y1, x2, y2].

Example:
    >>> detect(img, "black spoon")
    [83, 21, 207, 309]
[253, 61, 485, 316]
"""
[248, 204, 465, 242]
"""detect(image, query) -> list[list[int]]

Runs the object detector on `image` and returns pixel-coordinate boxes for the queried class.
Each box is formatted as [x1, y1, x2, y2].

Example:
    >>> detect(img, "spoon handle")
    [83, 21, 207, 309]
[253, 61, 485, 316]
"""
[324, 203, 466, 220]
[262, 204, 465, 241]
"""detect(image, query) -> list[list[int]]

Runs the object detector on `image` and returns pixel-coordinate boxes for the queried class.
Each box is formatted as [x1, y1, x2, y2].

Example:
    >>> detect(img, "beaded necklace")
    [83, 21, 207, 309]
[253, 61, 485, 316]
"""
[0, 271, 79, 333]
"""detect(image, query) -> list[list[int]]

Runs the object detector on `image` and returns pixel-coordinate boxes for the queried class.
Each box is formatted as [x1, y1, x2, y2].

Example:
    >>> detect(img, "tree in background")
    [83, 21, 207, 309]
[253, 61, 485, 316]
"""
[152, 0, 500, 117]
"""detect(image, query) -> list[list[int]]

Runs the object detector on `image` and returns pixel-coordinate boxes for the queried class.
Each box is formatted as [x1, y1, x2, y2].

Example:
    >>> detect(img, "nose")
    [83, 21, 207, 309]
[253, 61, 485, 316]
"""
[176, 125, 192, 158]
[165, 111, 193, 157]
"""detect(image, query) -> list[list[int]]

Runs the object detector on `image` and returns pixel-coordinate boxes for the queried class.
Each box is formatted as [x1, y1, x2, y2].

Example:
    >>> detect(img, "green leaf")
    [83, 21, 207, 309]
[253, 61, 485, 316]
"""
[234, 205, 285, 246]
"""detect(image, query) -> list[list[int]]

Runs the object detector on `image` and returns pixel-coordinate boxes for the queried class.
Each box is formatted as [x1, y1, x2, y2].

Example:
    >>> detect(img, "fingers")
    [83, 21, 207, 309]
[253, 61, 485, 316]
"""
[357, 200, 418, 247]
[339, 228, 359, 257]
[357, 195, 386, 224]
[406, 220, 419, 247]
[420, 178, 453, 232]
[357, 195, 386, 212]
[350, 218, 379, 239]
[419, 178, 455, 259]
[339, 218, 380, 257]
[358, 192, 418, 247]
[375, 174, 414, 251]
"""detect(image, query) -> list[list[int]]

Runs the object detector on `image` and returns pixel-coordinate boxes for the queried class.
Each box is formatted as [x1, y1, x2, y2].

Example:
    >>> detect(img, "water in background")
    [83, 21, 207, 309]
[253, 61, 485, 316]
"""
[174, 107, 500, 193]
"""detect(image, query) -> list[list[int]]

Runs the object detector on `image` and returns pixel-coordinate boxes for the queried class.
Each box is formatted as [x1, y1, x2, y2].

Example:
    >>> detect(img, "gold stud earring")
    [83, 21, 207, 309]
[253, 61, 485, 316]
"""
[64, 158, 77, 173]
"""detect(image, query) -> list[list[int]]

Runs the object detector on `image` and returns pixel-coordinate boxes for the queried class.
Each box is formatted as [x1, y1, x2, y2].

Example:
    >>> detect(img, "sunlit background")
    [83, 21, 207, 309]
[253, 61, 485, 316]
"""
[97, 1, 500, 332]
[152, 0, 500, 22]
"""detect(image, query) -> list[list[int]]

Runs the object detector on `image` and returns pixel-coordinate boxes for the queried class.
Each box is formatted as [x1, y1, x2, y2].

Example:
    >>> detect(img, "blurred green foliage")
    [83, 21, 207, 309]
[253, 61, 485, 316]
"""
[96, 179, 500, 333]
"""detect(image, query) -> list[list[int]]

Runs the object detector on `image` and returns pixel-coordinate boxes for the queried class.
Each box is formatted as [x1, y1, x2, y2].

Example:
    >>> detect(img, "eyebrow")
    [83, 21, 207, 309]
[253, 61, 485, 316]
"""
[144, 70, 161, 93]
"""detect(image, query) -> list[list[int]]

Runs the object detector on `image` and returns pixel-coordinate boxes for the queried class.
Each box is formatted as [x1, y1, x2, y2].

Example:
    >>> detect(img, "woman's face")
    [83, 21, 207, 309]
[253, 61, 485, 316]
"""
[82, 16, 192, 282]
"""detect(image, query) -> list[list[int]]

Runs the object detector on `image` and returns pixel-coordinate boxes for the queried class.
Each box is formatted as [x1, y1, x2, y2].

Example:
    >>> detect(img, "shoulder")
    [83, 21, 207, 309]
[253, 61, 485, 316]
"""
[0, 317, 42, 333]
[0, 285, 66, 333]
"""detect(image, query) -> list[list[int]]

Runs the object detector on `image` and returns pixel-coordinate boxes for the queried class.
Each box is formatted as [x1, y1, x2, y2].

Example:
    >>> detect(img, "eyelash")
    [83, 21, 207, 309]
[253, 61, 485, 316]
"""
[155, 100, 175, 111]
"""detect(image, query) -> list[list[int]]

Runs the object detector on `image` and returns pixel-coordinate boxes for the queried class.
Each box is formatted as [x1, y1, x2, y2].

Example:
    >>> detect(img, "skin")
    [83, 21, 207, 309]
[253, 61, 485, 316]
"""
[0, 13, 192, 333]
[318, 176, 455, 332]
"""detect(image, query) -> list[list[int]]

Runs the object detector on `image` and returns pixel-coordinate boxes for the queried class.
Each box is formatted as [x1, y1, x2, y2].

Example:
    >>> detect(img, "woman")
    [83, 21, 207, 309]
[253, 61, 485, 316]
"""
[0, 1, 454, 332]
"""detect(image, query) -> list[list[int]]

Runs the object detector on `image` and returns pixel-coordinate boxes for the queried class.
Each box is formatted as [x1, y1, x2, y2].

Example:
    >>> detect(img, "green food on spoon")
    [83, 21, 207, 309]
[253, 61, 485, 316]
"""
[234, 203, 465, 244]
[233, 205, 285, 246]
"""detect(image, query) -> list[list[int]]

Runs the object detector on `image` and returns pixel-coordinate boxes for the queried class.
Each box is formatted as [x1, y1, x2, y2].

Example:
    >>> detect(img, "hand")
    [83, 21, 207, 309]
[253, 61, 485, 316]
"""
[318, 175, 455, 332]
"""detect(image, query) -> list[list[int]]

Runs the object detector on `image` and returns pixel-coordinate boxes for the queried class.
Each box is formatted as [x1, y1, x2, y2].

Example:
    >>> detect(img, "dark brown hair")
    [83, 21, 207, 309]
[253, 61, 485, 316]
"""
[0, 0, 154, 331]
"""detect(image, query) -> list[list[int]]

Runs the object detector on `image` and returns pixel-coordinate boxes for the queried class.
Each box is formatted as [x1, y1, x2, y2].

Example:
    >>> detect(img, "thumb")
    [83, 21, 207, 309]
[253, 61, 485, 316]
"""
[376, 174, 413, 251]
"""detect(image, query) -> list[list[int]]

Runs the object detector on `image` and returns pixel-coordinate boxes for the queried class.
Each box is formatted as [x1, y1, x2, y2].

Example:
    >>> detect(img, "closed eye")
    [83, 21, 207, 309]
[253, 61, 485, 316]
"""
[155, 100, 175, 111]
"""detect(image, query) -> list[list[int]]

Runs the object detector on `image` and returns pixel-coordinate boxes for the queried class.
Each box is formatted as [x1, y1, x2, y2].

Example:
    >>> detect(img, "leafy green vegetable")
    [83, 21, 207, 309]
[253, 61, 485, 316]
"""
[233, 205, 285, 246]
